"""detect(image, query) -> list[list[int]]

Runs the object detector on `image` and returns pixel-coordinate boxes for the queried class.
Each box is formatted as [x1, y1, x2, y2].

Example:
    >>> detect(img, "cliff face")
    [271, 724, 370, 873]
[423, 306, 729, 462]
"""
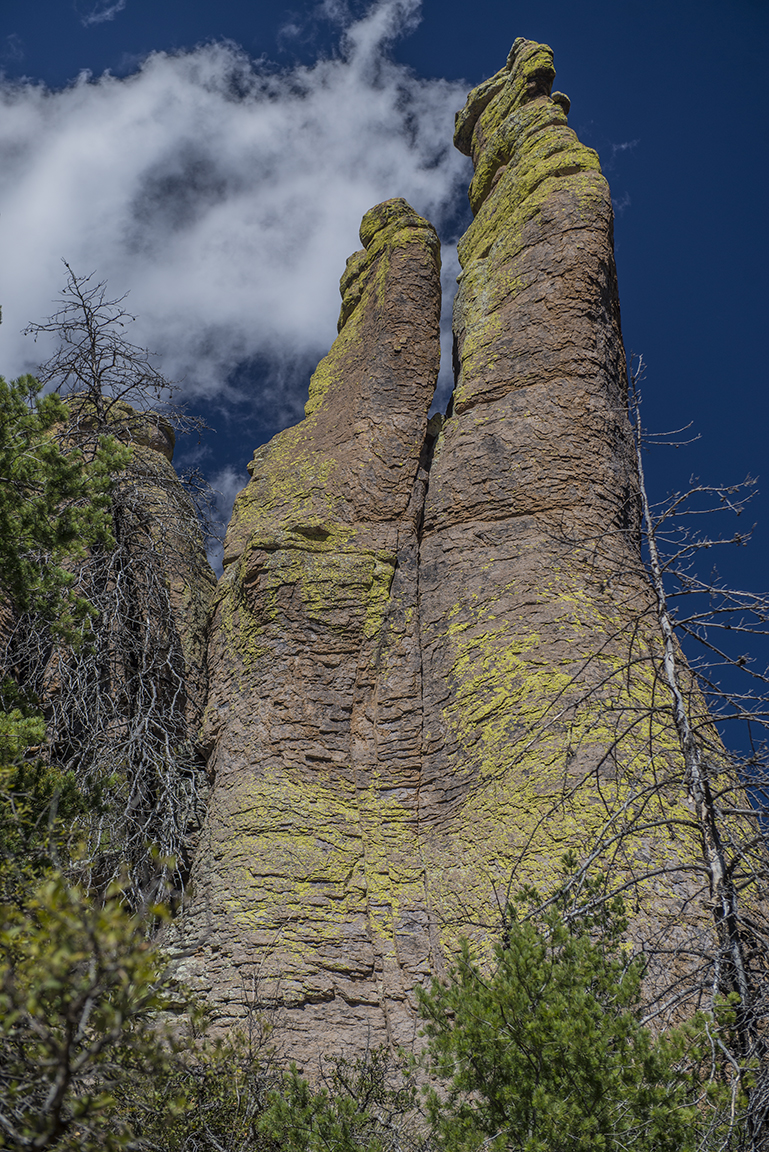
[416, 37, 667, 911]
[179, 42, 706, 1061]
[120, 411, 216, 734]
[181, 200, 443, 1056]
[100, 402, 216, 732]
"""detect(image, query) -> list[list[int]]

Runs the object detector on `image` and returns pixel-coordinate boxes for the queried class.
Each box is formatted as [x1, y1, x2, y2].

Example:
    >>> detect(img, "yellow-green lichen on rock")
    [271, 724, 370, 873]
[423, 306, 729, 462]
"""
[417, 37, 709, 1001]
[178, 47, 718, 1064]
[180, 198, 442, 1063]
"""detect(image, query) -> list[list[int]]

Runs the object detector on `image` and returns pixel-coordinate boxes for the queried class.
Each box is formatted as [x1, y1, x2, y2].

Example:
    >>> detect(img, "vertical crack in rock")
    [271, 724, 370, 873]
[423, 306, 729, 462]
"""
[178, 199, 442, 1063]
[412, 411, 446, 980]
[179, 40, 717, 1063]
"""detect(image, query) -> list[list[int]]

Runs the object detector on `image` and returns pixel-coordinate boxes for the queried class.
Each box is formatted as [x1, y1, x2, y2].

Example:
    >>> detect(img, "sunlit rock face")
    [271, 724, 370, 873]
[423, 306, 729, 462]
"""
[178, 199, 444, 1060]
[179, 45, 706, 1064]
[418, 36, 657, 900]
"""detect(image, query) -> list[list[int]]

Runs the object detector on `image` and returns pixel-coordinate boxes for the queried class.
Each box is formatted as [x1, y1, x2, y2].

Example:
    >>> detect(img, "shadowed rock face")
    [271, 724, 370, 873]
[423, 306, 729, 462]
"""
[180, 45, 707, 1062]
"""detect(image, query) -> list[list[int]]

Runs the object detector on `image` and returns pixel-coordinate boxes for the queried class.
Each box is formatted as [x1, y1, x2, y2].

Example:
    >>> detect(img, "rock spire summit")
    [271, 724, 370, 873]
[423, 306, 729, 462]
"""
[178, 43, 707, 1063]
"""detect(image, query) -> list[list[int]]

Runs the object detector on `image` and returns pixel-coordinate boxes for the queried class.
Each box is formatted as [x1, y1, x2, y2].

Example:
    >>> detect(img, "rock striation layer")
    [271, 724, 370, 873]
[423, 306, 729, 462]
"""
[416, 36, 672, 912]
[180, 199, 443, 1059]
[180, 43, 708, 1061]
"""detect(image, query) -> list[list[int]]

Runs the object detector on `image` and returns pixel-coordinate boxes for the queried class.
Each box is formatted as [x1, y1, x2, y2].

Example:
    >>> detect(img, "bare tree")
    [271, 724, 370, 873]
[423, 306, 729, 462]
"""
[626, 359, 769, 1150]
[4, 263, 216, 912]
[468, 356, 769, 1150]
[24, 261, 197, 441]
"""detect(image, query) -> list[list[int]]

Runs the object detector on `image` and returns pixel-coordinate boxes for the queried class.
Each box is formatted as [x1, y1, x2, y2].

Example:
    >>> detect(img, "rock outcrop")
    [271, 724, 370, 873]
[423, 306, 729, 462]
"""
[180, 200, 443, 1058]
[179, 42, 708, 1061]
[112, 406, 216, 731]
[418, 36, 665, 907]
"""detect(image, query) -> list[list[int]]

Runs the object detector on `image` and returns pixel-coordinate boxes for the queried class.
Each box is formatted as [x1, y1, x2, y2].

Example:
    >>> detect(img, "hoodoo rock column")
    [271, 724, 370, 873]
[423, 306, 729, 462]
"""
[179, 199, 443, 1060]
[416, 37, 701, 959]
[180, 43, 707, 1063]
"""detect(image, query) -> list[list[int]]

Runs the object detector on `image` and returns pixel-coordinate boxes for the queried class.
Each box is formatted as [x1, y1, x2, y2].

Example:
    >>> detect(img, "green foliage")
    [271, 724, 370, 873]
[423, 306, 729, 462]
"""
[257, 1047, 423, 1152]
[0, 756, 87, 904]
[0, 373, 129, 643]
[0, 872, 192, 1151]
[0, 708, 46, 761]
[114, 1026, 282, 1152]
[416, 895, 709, 1152]
[110, 1041, 425, 1152]
[0, 716, 193, 1151]
[0, 320, 222, 1150]
[0, 703, 272, 1152]
[119, 1040, 422, 1152]
[0, 707, 96, 905]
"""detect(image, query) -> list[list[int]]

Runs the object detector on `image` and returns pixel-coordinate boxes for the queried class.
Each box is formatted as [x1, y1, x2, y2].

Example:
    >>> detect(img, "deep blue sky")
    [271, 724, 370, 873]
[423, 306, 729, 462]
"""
[2, 0, 767, 629]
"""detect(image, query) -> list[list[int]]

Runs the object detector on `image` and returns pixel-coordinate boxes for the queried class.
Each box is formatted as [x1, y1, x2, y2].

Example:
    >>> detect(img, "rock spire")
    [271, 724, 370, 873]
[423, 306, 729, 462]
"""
[180, 199, 443, 1059]
[179, 42, 707, 1062]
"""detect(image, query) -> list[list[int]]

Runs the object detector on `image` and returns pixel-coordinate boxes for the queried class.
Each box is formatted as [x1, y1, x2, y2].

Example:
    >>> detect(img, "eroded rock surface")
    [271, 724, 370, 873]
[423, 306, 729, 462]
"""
[179, 200, 442, 1060]
[111, 405, 216, 729]
[415, 37, 703, 958]
[180, 45, 708, 1061]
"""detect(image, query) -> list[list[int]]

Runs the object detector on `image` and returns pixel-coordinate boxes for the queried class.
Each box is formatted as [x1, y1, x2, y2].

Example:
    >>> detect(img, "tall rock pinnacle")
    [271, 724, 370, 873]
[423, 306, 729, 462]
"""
[418, 36, 659, 891]
[179, 43, 707, 1061]
[180, 199, 443, 1059]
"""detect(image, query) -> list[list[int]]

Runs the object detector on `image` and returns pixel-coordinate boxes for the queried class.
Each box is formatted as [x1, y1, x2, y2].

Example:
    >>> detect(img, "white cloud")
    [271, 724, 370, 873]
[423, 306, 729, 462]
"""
[611, 138, 640, 156]
[78, 0, 128, 28]
[205, 465, 249, 572]
[612, 191, 631, 216]
[0, 0, 469, 430]
[1, 34, 24, 66]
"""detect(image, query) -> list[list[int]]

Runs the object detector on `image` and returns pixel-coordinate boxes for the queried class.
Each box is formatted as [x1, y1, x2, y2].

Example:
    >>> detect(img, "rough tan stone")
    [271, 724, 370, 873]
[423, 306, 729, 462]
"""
[416, 37, 707, 1007]
[177, 199, 442, 1062]
[179, 46, 713, 1062]
[127, 436, 216, 728]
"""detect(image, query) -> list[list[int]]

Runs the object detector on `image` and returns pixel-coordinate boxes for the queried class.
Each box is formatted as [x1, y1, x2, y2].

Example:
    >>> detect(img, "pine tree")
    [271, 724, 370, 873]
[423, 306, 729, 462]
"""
[0, 373, 126, 645]
[416, 891, 718, 1152]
